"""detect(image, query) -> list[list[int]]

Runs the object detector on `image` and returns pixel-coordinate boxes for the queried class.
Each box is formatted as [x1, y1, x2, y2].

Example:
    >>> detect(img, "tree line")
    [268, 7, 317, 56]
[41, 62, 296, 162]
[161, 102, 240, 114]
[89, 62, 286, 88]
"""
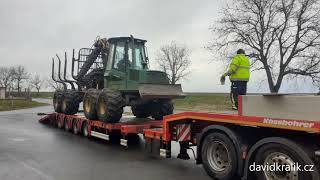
[0, 65, 51, 94]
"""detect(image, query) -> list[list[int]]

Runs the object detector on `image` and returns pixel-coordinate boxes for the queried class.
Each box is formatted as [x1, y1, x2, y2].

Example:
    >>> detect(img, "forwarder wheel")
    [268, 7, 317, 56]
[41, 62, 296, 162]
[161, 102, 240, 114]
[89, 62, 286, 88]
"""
[83, 89, 99, 120]
[61, 91, 80, 115]
[254, 142, 319, 180]
[53, 91, 64, 113]
[97, 89, 125, 123]
[201, 132, 237, 180]
[151, 99, 173, 120]
[131, 104, 151, 118]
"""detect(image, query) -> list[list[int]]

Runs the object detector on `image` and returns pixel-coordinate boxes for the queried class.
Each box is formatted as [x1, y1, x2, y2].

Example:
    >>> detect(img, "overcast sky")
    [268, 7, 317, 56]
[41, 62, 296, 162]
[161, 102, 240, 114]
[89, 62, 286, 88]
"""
[0, 0, 318, 93]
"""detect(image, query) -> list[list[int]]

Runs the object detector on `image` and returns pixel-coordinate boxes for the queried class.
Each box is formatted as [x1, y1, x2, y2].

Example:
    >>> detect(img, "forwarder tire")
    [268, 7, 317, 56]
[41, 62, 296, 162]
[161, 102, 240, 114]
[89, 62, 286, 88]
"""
[61, 91, 80, 115]
[201, 132, 238, 180]
[131, 104, 152, 118]
[151, 99, 173, 120]
[97, 89, 125, 123]
[254, 141, 319, 180]
[83, 89, 100, 120]
[53, 91, 64, 113]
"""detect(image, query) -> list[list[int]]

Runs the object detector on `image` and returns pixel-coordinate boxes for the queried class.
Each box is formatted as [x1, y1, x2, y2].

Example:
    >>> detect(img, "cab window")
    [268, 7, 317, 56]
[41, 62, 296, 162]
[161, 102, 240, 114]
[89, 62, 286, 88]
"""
[112, 42, 127, 71]
[134, 45, 145, 69]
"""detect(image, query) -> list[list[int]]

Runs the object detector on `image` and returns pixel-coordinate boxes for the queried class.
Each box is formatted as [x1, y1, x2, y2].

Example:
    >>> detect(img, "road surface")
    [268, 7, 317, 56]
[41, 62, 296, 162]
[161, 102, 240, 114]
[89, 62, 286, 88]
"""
[0, 104, 219, 180]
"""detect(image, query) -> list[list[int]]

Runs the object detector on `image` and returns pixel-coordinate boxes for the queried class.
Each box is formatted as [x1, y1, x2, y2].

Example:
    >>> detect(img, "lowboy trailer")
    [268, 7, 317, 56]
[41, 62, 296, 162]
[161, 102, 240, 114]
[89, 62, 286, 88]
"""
[39, 95, 320, 180]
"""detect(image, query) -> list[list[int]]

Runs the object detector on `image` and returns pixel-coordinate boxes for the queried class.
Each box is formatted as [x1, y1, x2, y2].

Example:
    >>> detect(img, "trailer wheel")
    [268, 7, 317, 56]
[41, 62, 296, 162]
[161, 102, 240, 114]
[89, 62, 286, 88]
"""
[83, 89, 99, 120]
[151, 99, 173, 120]
[131, 104, 151, 118]
[201, 132, 238, 180]
[61, 91, 80, 115]
[72, 120, 79, 135]
[53, 91, 64, 113]
[64, 119, 70, 131]
[254, 143, 318, 180]
[82, 121, 89, 137]
[57, 119, 63, 129]
[81, 121, 89, 137]
[97, 89, 125, 123]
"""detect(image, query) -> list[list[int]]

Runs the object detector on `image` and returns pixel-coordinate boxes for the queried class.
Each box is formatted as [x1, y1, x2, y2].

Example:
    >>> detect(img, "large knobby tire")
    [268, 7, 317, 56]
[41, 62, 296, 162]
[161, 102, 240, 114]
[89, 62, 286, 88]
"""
[151, 99, 173, 120]
[131, 104, 152, 118]
[254, 142, 319, 180]
[83, 89, 99, 120]
[201, 132, 238, 180]
[61, 91, 80, 115]
[53, 91, 64, 113]
[97, 89, 125, 123]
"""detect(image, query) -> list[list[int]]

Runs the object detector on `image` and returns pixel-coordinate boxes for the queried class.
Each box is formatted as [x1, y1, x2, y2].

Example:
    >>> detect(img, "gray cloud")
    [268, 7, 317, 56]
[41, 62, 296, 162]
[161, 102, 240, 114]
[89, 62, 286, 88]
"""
[0, 0, 317, 92]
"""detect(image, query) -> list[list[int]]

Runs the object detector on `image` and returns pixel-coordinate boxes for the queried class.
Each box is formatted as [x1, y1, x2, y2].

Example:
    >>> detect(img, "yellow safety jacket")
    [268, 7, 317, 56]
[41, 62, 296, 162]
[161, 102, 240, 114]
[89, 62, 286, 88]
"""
[225, 54, 250, 81]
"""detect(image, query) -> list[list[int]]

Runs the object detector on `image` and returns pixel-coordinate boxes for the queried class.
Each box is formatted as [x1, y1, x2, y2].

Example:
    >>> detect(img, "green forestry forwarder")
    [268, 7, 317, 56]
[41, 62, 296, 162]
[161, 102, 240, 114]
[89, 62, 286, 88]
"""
[51, 36, 185, 123]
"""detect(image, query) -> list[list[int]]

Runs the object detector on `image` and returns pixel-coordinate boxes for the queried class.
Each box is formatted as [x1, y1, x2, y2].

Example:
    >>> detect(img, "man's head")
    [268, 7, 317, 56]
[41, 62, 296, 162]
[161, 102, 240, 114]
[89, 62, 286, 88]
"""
[237, 49, 245, 54]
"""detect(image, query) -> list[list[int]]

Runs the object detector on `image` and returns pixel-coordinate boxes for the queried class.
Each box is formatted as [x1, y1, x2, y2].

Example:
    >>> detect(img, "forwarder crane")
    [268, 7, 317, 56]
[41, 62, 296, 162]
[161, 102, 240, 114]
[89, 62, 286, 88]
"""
[52, 36, 184, 123]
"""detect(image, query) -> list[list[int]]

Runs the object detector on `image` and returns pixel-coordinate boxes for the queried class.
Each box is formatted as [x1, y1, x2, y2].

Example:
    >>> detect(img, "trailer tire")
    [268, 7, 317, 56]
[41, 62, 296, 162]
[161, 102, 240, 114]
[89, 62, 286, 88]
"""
[72, 120, 79, 135]
[82, 121, 89, 137]
[201, 132, 238, 180]
[254, 143, 318, 180]
[131, 104, 151, 118]
[57, 119, 63, 129]
[61, 91, 79, 115]
[53, 91, 64, 113]
[83, 89, 99, 120]
[97, 89, 124, 123]
[64, 119, 70, 131]
[151, 99, 173, 120]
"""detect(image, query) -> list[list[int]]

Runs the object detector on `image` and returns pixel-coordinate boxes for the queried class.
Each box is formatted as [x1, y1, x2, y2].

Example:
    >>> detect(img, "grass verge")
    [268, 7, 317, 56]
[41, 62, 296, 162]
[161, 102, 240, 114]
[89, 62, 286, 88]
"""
[31, 92, 54, 99]
[174, 93, 232, 112]
[0, 99, 48, 111]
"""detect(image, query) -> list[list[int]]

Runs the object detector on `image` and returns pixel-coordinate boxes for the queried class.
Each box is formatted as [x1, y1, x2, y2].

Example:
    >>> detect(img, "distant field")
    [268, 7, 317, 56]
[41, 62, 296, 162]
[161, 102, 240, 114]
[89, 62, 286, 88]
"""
[31, 92, 54, 99]
[174, 93, 232, 112]
[0, 99, 48, 111]
[33, 92, 233, 111]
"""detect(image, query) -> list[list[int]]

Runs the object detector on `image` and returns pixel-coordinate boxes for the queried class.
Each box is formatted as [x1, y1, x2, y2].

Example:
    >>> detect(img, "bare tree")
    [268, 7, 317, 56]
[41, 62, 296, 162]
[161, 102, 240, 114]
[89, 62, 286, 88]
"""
[209, 0, 320, 92]
[12, 65, 29, 92]
[45, 78, 64, 90]
[0, 67, 14, 90]
[156, 42, 191, 84]
[30, 74, 43, 93]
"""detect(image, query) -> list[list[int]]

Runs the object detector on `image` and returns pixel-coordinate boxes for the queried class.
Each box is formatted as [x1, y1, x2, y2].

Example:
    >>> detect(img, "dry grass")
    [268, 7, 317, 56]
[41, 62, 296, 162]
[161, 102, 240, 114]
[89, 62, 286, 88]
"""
[0, 99, 48, 111]
[174, 93, 233, 112]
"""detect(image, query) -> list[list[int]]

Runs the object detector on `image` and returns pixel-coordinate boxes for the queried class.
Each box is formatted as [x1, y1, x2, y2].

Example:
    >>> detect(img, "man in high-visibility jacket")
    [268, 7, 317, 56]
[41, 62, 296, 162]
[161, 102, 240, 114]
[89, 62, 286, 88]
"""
[221, 49, 250, 110]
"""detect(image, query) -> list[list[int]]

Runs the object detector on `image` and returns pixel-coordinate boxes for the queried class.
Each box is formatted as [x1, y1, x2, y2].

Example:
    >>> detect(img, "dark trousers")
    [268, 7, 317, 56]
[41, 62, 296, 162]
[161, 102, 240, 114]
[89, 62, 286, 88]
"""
[230, 81, 247, 108]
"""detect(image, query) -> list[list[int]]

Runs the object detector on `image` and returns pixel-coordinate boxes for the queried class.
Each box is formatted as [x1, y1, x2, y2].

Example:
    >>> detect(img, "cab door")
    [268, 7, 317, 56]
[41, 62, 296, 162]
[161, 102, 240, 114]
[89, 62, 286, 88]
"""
[104, 41, 129, 90]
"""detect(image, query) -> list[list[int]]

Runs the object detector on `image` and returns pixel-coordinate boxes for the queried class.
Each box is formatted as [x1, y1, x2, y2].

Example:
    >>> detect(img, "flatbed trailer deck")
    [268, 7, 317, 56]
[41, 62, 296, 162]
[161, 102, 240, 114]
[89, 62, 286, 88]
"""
[39, 98, 320, 180]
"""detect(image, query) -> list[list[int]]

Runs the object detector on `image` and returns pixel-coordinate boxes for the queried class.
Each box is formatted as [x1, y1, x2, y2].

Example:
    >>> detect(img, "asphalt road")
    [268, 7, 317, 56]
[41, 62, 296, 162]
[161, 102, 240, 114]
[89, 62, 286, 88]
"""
[0, 104, 215, 180]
